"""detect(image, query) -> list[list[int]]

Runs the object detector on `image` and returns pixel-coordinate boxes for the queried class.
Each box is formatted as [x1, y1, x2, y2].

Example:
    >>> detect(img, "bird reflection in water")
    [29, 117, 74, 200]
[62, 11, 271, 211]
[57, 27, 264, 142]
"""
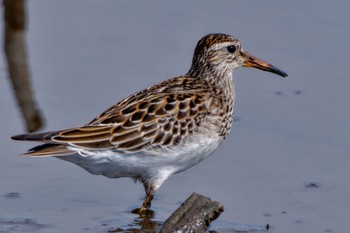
[108, 211, 162, 233]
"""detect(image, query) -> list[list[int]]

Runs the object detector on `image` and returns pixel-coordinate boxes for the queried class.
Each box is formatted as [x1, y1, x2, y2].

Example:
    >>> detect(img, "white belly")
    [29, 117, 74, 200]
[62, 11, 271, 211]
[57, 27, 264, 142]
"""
[59, 135, 222, 180]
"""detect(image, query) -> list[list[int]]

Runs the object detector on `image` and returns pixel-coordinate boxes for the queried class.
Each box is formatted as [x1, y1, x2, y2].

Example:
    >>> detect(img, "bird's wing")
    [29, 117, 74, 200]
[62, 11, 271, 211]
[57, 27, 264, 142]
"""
[14, 76, 216, 155]
[54, 80, 211, 153]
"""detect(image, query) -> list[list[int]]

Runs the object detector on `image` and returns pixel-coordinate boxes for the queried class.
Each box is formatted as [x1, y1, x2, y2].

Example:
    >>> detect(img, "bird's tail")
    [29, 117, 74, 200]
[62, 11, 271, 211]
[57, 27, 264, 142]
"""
[11, 131, 61, 141]
[21, 143, 75, 157]
[11, 131, 75, 157]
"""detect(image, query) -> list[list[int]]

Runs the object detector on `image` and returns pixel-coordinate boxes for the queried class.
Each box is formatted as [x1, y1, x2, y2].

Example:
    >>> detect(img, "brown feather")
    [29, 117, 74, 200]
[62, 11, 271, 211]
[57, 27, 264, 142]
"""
[13, 76, 219, 154]
[22, 144, 75, 157]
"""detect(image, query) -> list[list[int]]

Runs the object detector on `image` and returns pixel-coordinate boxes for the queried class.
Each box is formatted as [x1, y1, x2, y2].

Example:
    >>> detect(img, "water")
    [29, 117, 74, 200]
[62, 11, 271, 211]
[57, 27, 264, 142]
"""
[1, 0, 349, 232]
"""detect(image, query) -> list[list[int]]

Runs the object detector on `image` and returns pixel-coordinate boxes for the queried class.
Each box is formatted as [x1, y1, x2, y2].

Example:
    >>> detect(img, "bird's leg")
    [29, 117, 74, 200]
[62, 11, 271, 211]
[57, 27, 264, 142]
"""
[138, 182, 155, 216]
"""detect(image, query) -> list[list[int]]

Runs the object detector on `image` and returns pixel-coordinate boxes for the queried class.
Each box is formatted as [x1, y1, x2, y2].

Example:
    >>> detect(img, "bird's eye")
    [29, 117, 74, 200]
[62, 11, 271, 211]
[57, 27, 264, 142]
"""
[226, 45, 236, 53]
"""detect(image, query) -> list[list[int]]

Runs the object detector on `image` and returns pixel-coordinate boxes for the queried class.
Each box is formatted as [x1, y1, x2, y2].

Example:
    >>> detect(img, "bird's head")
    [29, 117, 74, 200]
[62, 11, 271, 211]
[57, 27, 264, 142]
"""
[189, 33, 287, 78]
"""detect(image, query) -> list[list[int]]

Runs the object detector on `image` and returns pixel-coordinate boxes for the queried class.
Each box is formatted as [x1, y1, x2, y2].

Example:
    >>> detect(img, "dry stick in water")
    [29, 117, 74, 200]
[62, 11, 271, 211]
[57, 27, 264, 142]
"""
[160, 193, 224, 233]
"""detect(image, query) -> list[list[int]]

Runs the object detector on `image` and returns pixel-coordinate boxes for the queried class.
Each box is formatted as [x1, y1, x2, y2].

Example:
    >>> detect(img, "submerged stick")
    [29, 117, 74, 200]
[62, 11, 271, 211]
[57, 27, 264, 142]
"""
[160, 192, 224, 233]
[4, 0, 44, 132]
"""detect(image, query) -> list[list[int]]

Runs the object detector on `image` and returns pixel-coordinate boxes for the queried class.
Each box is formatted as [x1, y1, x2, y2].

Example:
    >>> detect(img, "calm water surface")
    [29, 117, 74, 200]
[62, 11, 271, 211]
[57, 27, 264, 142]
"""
[1, 1, 349, 232]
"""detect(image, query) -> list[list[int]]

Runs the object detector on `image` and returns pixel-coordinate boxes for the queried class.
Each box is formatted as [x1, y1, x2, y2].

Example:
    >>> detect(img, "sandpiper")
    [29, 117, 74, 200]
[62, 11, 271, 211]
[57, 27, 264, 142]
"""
[12, 33, 287, 215]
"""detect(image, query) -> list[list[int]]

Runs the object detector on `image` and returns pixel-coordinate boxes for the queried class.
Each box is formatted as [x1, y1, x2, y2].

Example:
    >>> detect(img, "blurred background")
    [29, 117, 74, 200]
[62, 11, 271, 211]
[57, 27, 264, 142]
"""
[1, 1, 349, 232]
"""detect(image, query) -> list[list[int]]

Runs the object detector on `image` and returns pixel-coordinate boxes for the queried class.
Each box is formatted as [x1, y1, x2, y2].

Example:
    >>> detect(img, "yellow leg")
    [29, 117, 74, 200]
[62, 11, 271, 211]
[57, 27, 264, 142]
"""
[138, 182, 155, 216]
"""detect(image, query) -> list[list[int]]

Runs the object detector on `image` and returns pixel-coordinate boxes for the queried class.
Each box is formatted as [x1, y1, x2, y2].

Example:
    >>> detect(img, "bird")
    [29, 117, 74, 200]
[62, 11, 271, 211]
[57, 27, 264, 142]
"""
[12, 33, 287, 215]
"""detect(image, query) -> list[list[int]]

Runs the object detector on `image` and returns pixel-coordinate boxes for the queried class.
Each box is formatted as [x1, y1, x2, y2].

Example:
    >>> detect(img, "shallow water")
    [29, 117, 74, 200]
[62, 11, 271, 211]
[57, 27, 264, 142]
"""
[1, 1, 350, 232]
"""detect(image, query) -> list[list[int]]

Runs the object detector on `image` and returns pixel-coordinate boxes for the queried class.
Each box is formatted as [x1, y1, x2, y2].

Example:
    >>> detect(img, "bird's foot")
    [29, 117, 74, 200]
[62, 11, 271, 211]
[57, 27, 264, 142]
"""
[131, 207, 154, 218]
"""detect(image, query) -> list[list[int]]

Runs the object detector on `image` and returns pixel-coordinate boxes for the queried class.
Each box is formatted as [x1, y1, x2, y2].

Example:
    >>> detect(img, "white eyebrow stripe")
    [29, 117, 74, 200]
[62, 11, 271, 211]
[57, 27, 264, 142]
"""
[207, 42, 239, 51]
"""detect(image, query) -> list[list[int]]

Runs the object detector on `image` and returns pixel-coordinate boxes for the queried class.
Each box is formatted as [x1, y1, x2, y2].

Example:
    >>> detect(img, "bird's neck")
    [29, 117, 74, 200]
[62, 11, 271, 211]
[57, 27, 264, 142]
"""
[187, 63, 235, 93]
[187, 63, 235, 118]
[187, 63, 236, 138]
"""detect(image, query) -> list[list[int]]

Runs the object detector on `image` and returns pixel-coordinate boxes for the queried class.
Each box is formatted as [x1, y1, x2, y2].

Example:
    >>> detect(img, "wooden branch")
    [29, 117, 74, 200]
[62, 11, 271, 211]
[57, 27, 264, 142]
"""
[160, 193, 224, 233]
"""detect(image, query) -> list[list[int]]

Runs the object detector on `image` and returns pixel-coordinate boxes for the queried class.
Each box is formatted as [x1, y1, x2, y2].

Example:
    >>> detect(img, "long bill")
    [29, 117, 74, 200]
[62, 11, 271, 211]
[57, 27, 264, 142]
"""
[242, 51, 288, 77]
